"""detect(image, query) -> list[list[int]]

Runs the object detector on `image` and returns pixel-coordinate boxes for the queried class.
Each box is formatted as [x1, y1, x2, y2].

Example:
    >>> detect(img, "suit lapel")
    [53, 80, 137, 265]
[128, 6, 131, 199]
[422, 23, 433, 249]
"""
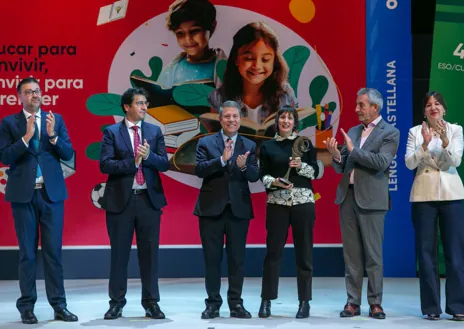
[141, 121, 148, 142]
[361, 119, 385, 150]
[228, 135, 245, 171]
[16, 111, 35, 154]
[15, 111, 27, 141]
[216, 132, 225, 155]
[39, 110, 47, 150]
[353, 125, 363, 149]
[119, 119, 134, 154]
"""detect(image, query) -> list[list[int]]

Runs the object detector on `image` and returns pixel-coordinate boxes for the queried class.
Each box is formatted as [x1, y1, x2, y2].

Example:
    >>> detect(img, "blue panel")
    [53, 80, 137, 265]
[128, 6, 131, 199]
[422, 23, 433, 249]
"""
[366, 0, 416, 277]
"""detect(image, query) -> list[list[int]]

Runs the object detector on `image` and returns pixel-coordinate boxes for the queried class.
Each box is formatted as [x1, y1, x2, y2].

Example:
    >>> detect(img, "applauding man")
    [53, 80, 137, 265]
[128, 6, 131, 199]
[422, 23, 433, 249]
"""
[99, 88, 169, 320]
[324, 88, 399, 320]
[194, 100, 259, 319]
[0, 78, 77, 324]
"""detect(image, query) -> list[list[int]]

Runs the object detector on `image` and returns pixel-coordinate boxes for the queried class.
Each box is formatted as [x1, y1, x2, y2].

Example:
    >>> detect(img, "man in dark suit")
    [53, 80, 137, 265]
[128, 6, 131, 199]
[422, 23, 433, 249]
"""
[0, 77, 77, 324]
[194, 100, 260, 319]
[325, 88, 400, 320]
[99, 88, 169, 320]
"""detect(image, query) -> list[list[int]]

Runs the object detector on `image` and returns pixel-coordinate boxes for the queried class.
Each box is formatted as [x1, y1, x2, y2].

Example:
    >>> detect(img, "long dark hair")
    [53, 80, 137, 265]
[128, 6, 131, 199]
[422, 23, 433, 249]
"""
[222, 22, 289, 114]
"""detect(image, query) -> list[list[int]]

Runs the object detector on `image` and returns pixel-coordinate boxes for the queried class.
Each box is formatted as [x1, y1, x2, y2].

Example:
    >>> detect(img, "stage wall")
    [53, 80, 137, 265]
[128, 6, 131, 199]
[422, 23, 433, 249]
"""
[0, 0, 414, 278]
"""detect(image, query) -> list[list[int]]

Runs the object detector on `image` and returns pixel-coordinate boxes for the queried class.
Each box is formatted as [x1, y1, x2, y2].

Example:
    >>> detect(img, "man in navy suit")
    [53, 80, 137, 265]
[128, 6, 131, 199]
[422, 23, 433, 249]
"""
[0, 77, 77, 324]
[99, 87, 169, 320]
[194, 100, 260, 319]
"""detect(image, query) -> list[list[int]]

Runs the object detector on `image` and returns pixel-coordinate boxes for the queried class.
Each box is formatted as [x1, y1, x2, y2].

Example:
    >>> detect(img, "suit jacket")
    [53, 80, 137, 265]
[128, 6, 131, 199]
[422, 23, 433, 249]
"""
[99, 120, 169, 213]
[332, 118, 400, 210]
[0, 110, 74, 203]
[193, 132, 260, 220]
[405, 122, 464, 202]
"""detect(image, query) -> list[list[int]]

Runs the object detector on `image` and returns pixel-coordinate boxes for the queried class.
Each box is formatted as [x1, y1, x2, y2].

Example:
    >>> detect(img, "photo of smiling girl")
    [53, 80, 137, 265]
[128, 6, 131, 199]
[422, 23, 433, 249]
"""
[208, 22, 298, 125]
[157, 0, 227, 89]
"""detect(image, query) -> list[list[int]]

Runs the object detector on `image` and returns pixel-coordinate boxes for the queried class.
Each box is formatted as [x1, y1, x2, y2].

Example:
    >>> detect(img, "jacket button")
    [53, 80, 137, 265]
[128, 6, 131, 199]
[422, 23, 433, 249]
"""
[425, 170, 429, 173]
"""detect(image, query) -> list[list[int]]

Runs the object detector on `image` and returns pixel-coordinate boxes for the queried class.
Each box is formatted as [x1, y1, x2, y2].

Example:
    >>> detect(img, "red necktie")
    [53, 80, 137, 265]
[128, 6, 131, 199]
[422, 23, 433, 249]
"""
[132, 126, 145, 185]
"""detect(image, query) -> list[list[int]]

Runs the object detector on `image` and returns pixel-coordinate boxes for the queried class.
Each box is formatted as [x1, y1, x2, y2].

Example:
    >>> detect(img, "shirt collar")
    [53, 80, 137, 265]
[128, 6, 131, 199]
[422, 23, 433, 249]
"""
[125, 119, 142, 129]
[23, 109, 41, 119]
[363, 116, 382, 130]
[221, 130, 238, 143]
[274, 131, 298, 141]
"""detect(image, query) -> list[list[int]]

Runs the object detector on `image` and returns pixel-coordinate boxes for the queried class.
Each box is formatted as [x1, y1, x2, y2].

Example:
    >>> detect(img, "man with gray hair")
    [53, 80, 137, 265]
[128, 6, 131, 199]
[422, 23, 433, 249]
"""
[193, 100, 260, 319]
[324, 88, 400, 320]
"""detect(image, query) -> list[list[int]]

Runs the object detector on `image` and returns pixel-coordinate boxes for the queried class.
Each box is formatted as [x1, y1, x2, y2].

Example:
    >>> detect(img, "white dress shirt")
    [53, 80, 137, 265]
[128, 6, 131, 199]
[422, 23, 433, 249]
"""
[125, 119, 147, 190]
[22, 109, 44, 184]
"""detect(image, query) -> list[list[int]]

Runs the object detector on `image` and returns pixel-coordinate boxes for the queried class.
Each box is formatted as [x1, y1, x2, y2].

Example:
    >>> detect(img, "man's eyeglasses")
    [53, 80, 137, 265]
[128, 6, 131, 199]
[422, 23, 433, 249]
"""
[134, 101, 149, 107]
[22, 89, 42, 96]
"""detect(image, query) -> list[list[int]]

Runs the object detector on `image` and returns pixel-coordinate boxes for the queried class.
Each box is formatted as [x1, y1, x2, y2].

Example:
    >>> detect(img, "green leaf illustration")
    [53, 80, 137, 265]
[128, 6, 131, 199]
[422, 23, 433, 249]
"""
[173, 84, 215, 106]
[309, 75, 329, 107]
[216, 59, 227, 83]
[86, 142, 101, 161]
[86, 93, 124, 116]
[283, 46, 310, 97]
[328, 101, 337, 111]
[130, 56, 163, 86]
[298, 113, 318, 131]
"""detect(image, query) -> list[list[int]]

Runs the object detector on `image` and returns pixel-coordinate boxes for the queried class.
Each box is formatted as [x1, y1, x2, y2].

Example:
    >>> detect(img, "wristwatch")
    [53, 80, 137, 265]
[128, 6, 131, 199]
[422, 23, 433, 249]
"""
[48, 131, 57, 139]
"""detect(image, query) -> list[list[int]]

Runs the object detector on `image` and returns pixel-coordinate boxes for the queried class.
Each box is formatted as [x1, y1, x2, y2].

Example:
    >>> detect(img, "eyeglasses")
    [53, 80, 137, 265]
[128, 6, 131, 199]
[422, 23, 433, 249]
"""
[134, 101, 149, 107]
[22, 89, 42, 96]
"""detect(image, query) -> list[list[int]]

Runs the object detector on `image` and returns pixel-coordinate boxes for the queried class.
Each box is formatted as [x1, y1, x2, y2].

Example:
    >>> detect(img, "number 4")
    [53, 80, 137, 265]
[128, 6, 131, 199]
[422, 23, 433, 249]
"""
[454, 43, 464, 59]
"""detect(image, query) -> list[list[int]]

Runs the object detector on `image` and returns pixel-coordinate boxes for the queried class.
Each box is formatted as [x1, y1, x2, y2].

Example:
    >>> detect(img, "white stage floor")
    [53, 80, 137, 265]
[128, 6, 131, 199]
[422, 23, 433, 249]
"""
[0, 277, 459, 328]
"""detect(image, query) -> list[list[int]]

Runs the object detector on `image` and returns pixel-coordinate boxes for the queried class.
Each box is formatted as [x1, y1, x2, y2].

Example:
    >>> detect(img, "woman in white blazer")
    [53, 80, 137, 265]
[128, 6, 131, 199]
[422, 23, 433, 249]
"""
[405, 91, 464, 321]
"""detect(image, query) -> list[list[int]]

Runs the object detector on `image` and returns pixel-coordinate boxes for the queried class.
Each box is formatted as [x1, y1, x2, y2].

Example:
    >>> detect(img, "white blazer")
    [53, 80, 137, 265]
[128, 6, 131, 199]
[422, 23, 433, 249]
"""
[405, 122, 464, 202]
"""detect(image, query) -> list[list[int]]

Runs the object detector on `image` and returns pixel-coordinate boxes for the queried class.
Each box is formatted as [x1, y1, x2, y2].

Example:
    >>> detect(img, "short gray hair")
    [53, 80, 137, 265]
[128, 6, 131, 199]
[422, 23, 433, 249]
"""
[357, 88, 383, 113]
[219, 100, 241, 118]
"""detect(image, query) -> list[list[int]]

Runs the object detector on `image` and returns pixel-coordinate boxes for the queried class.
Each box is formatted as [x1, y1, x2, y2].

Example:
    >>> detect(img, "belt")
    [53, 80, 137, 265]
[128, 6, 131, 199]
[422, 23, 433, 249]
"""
[133, 189, 147, 195]
[34, 183, 43, 189]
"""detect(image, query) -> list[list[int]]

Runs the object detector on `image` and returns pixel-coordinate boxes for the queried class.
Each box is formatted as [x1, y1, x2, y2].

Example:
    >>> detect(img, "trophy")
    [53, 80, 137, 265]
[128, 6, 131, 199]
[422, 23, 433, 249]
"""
[279, 136, 312, 185]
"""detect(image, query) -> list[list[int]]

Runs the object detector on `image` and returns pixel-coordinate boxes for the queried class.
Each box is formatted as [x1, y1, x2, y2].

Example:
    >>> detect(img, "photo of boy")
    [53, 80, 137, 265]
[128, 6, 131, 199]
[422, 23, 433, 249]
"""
[157, 0, 227, 89]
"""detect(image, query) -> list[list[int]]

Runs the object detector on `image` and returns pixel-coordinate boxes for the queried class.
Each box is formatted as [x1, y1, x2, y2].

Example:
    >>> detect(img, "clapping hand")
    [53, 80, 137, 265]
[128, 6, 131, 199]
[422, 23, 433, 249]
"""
[340, 128, 354, 152]
[136, 139, 150, 165]
[236, 151, 250, 168]
[323, 137, 341, 160]
[222, 139, 233, 162]
[421, 121, 432, 150]
[46, 111, 56, 137]
[436, 119, 449, 148]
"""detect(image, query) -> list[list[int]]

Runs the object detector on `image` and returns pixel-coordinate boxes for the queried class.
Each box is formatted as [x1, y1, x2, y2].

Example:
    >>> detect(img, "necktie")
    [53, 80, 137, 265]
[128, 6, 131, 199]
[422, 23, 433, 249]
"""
[226, 137, 233, 167]
[32, 115, 42, 178]
[132, 126, 145, 185]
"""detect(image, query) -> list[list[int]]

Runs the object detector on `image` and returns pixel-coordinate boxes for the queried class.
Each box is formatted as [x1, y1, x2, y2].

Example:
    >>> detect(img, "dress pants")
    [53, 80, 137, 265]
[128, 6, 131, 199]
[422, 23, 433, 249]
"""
[11, 186, 66, 313]
[106, 190, 162, 309]
[412, 200, 464, 315]
[340, 185, 386, 306]
[261, 202, 315, 301]
[199, 204, 250, 308]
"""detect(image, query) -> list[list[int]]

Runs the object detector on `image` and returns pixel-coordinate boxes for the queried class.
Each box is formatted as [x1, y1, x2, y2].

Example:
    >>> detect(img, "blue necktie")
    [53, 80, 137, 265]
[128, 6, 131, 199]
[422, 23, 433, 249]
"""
[32, 116, 42, 178]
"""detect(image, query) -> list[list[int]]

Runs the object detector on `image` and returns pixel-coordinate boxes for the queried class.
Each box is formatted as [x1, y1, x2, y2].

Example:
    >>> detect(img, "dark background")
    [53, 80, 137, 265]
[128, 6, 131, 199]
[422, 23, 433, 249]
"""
[412, 0, 436, 125]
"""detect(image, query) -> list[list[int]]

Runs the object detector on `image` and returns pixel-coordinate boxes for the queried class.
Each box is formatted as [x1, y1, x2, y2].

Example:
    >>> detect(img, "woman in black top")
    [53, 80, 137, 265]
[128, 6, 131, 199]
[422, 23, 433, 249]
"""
[258, 105, 319, 318]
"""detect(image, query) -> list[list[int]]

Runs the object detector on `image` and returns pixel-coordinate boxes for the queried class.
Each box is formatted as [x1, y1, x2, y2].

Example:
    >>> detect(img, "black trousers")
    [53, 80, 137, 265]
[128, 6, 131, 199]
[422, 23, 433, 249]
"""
[106, 191, 162, 309]
[412, 200, 464, 315]
[12, 187, 66, 313]
[261, 202, 315, 301]
[199, 205, 250, 308]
